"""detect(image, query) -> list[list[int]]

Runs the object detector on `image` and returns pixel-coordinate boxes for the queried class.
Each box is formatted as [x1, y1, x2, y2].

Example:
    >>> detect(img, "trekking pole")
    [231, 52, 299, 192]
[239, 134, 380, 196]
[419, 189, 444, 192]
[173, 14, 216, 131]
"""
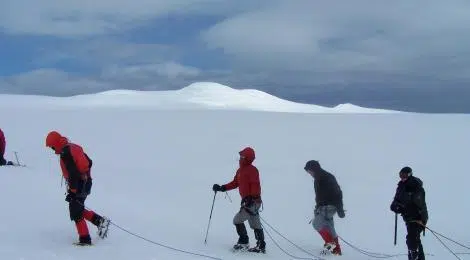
[204, 191, 217, 245]
[14, 151, 20, 165]
[394, 213, 398, 245]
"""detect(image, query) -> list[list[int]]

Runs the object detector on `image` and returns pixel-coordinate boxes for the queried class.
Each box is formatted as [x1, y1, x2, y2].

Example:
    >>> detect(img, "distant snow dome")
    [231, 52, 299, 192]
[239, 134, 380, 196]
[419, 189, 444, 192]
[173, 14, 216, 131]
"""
[0, 82, 401, 113]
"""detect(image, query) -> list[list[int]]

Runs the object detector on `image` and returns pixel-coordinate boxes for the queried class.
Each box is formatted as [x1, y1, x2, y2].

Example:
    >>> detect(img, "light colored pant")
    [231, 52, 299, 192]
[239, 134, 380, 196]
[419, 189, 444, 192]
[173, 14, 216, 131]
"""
[233, 202, 262, 229]
[312, 205, 338, 238]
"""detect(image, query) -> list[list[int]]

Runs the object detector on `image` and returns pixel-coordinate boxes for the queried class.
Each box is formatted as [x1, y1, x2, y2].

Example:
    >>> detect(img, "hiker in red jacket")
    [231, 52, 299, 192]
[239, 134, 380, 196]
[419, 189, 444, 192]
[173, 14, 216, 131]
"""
[212, 147, 266, 253]
[0, 128, 13, 166]
[46, 131, 110, 245]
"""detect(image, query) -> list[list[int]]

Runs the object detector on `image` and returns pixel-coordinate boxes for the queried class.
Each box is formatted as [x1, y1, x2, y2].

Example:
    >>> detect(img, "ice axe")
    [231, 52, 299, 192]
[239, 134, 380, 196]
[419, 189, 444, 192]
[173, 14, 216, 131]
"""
[394, 213, 397, 245]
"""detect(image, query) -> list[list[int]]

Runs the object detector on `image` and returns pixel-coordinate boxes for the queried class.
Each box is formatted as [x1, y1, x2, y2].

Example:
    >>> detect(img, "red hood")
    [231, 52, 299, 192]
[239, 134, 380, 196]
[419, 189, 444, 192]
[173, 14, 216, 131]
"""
[46, 131, 69, 154]
[239, 147, 255, 166]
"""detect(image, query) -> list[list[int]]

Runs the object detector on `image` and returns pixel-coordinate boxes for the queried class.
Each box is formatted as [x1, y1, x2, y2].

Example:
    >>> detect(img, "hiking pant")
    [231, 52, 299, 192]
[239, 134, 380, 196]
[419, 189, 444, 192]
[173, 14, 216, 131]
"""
[312, 205, 338, 238]
[68, 180, 103, 243]
[233, 202, 264, 245]
[233, 202, 262, 229]
[406, 222, 425, 260]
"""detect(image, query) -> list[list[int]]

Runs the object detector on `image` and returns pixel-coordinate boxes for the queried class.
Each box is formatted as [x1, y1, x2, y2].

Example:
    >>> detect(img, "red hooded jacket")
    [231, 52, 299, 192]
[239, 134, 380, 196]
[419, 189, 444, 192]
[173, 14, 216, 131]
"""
[46, 131, 92, 195]
[0, 128, 5, 158]
[223, 147, 262, 201]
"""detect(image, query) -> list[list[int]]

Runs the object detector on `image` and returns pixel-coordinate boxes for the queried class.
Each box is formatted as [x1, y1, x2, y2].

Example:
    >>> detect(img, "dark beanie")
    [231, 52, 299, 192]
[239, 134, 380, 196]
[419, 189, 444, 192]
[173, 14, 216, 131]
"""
[304, 160, 321, 171]
[399, 166, 412, 175]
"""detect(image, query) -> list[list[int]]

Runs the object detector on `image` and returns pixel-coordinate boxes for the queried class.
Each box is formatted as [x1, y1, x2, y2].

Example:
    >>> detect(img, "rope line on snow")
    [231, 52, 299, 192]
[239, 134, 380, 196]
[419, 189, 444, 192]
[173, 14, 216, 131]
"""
[424, 226, 470, 251]
[339, 235, 437, 259]
[108, 221, 223, 260]
[339, 231, 439, 259]
[77, 197, 470, 260]
[427, 229, 461, 260]
[78, 201, 222, 260]
[338, 236, 408, 259]
[262, 225, 321, 260]
[261, 215, 410, 260]
[423, 225, 470, 259]
[260, 216, 325, 260]
[340, 224, 470, 260]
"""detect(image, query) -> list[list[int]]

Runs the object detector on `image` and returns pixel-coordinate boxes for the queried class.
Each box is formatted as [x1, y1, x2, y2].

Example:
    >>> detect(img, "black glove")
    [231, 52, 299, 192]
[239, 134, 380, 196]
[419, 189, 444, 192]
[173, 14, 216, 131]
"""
[212, 184, 226, 192]
[390, 201, 403, 214]
[337, 206, 345, 218]
[242, 196, 254, 207]
[65, 192, 75, 202]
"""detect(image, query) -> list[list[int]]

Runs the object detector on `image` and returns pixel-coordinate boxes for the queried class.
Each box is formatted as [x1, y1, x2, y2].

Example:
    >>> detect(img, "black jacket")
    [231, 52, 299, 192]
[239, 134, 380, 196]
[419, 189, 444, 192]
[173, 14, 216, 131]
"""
[60, 145, 93, 197]
[305, 160, 343, 209]
[390, 175, 428, 224]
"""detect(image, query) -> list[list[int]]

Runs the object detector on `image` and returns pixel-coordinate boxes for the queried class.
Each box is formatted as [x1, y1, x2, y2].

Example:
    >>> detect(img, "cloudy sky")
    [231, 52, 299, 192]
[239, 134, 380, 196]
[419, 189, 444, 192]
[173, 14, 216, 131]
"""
[1, 0, 470, 112]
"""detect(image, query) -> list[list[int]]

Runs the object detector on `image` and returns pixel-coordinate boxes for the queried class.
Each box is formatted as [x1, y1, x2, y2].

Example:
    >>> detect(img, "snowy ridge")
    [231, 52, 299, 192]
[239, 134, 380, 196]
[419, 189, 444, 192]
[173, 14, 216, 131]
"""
[0, 82, 400, 113]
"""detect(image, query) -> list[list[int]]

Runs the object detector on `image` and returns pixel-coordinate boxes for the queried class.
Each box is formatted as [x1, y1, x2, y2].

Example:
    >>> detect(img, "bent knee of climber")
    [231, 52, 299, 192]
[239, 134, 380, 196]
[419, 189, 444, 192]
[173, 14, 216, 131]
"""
[312, 217, 323, 231]
[70, 211, 84, 222]
[233, 211, 248, 225]
[69, 203, 84, 222]
[248, 217, 262, 230]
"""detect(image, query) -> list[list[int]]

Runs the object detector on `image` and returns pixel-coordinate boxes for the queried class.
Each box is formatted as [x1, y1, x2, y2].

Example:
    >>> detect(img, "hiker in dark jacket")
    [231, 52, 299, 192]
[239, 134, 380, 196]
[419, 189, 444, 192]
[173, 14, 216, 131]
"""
[304, 160, 345, 256]
[391, 166, 428, 260]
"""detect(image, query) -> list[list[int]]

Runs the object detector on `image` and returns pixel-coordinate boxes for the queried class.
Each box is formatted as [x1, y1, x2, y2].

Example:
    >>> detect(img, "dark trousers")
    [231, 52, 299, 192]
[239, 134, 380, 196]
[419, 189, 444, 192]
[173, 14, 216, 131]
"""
[0, 156, 6, 165]
[69, 179, 93, 221]
[406, 222, 425, 260]
[69, 197, 86, 221]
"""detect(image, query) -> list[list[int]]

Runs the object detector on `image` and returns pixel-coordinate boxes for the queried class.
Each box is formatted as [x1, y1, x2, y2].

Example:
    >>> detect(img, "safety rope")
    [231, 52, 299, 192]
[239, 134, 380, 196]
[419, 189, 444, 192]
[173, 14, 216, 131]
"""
[262, 225, 322, 260]
[424, 226, 470, 251]
[108, 221, 223, 260]
[427, 228, 461, 260]
[423, 225, 470, 260]
[77, 201, 222, 260]
[338, 236, 408, 259]
[260, 216, 326, 260]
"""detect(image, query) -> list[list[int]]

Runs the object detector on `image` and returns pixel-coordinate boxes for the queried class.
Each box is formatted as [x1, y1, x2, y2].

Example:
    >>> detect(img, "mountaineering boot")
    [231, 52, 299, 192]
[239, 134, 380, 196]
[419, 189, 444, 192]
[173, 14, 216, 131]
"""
[320, 242, 337, 256]
[83, 210, 110, 239]
[97, 216, 111, 239]
[233, 223, 249, 251]
[74, 235, 92, 246]
[248, 228, 266, 253]
[0, 157, 13, 166]
[332, 237, 342, 255]
[319, 228, 336, 255]
[408, 249, 419, 260]
[408, 247, 425, 260]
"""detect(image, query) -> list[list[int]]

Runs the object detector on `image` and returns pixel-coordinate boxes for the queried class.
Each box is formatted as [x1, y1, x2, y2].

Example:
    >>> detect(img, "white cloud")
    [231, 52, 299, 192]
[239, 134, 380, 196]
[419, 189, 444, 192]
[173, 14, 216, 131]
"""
[101, 62, 201, 80]
[37, 38, 178, 68]
[0, 63, 205, 96]
[201, 0, 470, 74]
[0, 0, 239, 37]
[2, 0, 470, 100]
[0, 69, 111, 95]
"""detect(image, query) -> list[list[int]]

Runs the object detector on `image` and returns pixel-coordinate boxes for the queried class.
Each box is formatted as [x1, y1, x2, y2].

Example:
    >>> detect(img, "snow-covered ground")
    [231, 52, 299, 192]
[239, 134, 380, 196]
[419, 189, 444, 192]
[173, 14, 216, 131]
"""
[0, 82, 469, 260]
